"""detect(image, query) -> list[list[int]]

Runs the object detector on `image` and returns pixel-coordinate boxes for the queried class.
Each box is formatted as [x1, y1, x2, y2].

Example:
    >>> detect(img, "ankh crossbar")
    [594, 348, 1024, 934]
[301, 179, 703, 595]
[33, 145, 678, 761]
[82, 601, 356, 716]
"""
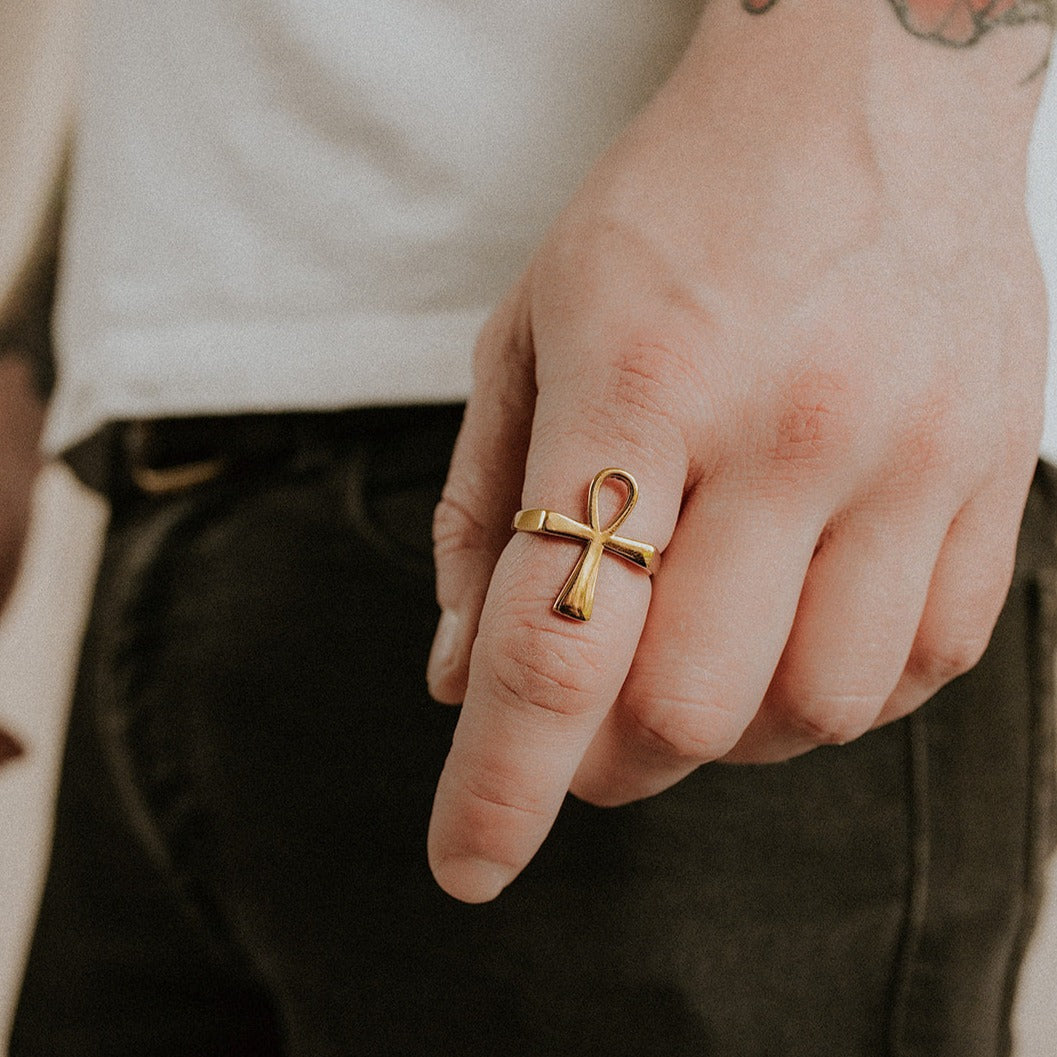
[512, 467, 658, 622]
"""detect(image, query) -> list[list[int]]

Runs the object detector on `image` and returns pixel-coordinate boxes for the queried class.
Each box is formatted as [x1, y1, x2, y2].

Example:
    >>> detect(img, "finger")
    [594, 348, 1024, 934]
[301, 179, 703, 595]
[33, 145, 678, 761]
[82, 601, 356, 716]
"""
[570, 481, 822, 806]
[875, 462, 1034, 726]
[428, 375, 691, 903]
[427, 278, 536, 704]
[727, 499, 950, 763]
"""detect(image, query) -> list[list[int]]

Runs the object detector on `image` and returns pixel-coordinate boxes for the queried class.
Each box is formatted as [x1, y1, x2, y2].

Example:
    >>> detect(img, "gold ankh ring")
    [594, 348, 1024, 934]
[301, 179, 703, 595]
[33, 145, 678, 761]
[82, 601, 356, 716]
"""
[512, 467, 658, 622]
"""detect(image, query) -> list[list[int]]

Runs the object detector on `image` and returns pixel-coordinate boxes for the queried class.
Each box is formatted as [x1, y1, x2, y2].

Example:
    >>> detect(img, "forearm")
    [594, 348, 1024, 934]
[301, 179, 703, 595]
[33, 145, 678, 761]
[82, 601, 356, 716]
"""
[746, 0, 1054, 48]
[0, 178, 62, 403]
[674, 0, 1051, 173]
[0, 202, 54, 607]
[560, 0, 1052, 344]
[687, 0, 1052, 175]
[0, 0, 81, 402]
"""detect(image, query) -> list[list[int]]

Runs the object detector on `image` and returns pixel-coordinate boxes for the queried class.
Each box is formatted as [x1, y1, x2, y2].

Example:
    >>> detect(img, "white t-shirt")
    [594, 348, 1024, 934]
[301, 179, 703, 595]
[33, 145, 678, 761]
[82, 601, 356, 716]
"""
[44, 0, 702, 451]
[45, 0, 1057, 461]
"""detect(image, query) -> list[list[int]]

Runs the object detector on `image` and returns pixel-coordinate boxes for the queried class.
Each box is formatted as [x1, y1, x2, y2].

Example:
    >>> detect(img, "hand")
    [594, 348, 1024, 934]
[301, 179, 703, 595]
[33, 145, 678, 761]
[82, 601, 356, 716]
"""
[0, 357, 45, 608]
[425, 1, 1051, 902]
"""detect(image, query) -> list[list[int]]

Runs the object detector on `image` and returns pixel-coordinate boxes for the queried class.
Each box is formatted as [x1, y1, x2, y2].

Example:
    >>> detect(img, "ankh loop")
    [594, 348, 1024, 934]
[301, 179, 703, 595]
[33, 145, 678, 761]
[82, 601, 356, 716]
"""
[512, 468, 659, 622]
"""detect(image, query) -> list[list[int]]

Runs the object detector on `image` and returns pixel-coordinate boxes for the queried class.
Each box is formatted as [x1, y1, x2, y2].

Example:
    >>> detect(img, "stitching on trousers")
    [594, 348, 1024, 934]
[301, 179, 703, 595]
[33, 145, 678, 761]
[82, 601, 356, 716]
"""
[94, 494, 248, 971]
[887, 709, 931, 1057]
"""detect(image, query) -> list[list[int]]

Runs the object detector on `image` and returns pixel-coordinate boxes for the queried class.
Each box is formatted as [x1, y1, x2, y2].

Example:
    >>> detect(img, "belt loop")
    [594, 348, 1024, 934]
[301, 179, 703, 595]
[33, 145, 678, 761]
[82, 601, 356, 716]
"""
[124, 421, 228, 496]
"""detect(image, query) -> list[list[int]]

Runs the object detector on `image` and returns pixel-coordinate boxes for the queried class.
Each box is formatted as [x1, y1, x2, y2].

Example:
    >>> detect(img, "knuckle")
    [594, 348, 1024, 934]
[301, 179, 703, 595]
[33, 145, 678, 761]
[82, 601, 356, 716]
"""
[567, 339, 703, 462]
[908, 630, 991, 687]
[889, 395, 959, 485]
[780, 690, 882, 747]
[760, 364, 857, 477]
[487, 619, 602, 719]
[603, 340, 706, 423]
[461, 773, 551, 825]
[630, 693, 745, 763]
[448, 773, 551, 872]
[433, 481, 502, 557]
[909, 560, 1012, 688]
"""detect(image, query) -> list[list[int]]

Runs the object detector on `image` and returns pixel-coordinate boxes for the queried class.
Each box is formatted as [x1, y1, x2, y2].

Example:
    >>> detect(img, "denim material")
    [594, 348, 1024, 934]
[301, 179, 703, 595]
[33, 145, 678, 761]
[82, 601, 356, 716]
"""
[11, 407, 1057, 1057]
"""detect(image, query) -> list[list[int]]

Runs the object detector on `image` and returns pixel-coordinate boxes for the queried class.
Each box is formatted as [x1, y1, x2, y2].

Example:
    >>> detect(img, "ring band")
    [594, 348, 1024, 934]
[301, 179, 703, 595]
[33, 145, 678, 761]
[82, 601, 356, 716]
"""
[512, 467, 658, 622]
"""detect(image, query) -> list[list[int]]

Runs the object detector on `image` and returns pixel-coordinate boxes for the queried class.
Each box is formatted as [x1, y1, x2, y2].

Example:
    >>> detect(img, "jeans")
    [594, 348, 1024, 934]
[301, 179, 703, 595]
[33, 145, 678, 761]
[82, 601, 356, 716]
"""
[10, 405, 1057, 1056]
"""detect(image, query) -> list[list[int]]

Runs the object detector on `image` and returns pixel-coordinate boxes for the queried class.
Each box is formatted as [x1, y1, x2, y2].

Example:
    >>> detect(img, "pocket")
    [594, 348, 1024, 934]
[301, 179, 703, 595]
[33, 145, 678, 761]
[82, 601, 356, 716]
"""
[339, 405, 464, 583]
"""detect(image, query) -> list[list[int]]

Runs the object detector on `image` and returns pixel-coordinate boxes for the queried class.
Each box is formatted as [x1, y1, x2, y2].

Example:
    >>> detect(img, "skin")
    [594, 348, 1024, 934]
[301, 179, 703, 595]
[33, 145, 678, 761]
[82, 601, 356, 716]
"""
[0, 0, 70, 759]
[426, 0, 1054, 902]
[744, 0, 1053, 46]
[0, 358, 43, 606]
[0, 188, 59, 613]
[0, 355, 42, 765]
[0, 0, 73, 618]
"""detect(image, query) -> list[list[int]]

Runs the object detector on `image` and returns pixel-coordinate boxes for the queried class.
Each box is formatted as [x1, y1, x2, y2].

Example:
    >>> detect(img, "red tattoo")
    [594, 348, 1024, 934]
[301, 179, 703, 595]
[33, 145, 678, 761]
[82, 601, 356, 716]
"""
[743, 0, 1054, 45]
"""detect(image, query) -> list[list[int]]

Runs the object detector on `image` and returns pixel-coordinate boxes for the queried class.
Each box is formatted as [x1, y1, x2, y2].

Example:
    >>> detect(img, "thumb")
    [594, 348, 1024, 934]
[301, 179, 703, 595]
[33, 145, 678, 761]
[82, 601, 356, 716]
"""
[427, 277, 536, 703]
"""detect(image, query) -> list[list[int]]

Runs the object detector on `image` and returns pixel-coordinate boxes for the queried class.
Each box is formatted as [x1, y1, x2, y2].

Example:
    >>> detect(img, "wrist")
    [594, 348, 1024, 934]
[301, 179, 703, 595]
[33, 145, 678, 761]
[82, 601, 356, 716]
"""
[632, 0, 1051, 254]
[671, 0, 1051, 170]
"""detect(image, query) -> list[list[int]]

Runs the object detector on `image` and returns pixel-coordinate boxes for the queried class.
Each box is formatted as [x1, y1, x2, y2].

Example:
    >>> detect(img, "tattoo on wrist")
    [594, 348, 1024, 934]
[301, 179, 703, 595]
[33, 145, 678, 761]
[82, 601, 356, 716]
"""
[743, 0, 1055, 46]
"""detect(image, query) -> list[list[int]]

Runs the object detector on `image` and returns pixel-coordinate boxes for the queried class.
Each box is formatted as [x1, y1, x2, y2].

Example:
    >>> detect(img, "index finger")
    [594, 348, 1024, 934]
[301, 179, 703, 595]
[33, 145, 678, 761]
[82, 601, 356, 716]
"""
[427, 395, 686, 903]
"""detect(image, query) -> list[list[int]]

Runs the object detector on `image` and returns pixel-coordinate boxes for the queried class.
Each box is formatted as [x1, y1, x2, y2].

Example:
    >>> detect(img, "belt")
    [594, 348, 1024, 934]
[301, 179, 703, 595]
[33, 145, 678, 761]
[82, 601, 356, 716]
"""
[62, 405, 466, 502]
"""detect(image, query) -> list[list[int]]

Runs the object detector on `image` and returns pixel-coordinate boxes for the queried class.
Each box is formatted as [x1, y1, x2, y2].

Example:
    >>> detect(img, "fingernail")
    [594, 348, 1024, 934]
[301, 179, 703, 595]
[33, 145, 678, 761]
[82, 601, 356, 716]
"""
[431, 855, 511, 904]
[427, 610, 462, 689]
